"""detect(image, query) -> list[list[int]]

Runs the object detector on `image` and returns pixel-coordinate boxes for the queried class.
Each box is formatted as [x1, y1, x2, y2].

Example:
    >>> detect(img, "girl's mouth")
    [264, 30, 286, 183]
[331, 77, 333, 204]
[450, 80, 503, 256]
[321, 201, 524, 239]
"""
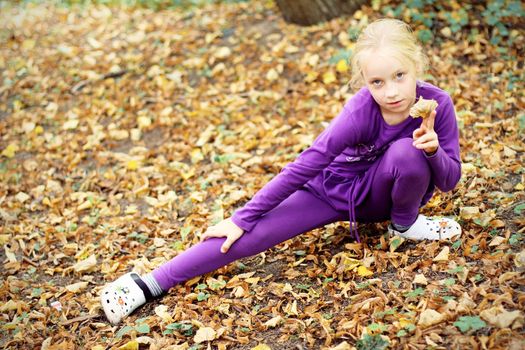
[387, 100, 403, 106]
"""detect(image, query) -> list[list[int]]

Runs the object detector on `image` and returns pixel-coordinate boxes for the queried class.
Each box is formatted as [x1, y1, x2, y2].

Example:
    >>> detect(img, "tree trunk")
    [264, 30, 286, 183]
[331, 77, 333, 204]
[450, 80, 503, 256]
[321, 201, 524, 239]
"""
[275, 0, 368, 26]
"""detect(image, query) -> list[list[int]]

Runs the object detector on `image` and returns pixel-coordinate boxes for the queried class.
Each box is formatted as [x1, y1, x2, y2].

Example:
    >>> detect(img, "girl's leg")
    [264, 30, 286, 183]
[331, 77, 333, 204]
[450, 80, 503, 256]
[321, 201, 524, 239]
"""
[152, 189, 347, 291]
[355, 138, 461, 240]
[355, 138, 431, 225]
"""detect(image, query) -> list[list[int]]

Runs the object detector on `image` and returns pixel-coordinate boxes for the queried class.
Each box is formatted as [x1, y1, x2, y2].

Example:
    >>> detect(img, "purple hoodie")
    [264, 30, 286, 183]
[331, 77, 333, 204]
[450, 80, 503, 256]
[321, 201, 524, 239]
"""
[232, 80, 461, 239]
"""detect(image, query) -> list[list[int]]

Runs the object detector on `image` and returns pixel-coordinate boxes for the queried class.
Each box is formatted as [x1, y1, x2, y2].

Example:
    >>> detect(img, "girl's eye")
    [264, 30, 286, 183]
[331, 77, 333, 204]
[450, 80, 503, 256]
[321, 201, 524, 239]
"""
[372, 80, 382, 86]
[396, 72, 405, 79]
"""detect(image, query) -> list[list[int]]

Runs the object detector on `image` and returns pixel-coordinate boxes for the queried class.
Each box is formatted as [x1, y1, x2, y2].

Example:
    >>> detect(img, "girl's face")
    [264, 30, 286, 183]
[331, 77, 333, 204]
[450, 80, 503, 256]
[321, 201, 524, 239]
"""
[361, 48, 417, 119]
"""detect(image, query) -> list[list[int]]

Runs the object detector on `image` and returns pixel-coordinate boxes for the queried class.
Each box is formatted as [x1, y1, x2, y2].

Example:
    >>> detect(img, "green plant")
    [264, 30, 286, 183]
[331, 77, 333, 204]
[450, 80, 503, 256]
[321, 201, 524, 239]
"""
[482, 0, 525, 45]
[163, 322, 194, 336]
[404, 287, 425, 298]
[454, 316, 486, 333]
[356, 334, 389, 350]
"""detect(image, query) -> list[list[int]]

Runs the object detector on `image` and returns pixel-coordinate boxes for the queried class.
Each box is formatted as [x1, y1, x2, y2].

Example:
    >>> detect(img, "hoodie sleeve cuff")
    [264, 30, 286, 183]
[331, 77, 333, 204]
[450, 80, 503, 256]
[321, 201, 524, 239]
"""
[424, 147, 441, 159]
[231, 213, 253, 233]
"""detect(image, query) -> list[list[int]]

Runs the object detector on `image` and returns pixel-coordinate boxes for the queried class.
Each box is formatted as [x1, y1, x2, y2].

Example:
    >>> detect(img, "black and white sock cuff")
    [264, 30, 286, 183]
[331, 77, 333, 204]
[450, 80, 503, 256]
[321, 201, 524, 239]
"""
[141, 273, 165, 298]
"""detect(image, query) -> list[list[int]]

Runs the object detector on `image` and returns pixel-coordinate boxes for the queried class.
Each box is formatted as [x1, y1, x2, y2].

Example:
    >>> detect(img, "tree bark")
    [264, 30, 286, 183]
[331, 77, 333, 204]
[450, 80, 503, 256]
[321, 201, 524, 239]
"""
[275, 0, 368, 26]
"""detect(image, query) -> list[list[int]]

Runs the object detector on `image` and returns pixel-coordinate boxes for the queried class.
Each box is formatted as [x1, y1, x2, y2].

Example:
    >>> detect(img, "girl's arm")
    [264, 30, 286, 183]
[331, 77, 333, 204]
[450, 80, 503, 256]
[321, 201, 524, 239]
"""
[422, 95, 461, 192]
[231, 106, 360, 232]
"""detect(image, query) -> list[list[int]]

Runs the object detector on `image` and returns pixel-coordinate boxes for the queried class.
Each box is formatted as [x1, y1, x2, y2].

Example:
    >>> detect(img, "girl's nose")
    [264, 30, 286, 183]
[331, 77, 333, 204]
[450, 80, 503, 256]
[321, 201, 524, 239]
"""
[385, 83, 399, 98]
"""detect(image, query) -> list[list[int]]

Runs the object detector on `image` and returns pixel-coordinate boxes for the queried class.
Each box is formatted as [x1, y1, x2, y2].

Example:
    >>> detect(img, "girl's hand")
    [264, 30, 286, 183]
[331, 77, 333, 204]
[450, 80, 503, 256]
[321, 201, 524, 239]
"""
[412, 109, 439, 155]
[200, 217, 245, 254]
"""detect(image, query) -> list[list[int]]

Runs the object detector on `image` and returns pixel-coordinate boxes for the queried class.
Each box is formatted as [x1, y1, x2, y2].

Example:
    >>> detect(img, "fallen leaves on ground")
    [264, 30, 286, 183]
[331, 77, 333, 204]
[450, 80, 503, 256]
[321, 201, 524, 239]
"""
[0, 0, 524, 349]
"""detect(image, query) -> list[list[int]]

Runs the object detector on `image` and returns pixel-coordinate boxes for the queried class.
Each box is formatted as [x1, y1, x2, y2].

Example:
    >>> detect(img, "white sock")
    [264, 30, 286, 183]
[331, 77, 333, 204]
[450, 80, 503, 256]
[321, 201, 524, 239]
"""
[141, 273, 165, 297]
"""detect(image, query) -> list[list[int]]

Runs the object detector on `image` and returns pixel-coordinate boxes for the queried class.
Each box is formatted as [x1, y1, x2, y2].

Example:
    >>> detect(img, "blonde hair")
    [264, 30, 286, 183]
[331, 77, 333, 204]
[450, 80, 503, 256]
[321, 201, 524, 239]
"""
[349, 18, 429, 90]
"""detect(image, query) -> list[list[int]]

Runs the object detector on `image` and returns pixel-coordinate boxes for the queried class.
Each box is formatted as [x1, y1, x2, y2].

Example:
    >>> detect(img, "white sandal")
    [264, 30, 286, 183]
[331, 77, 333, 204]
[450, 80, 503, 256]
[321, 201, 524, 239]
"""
[388, 214, 461, 240]
[100, 272, 148, 325]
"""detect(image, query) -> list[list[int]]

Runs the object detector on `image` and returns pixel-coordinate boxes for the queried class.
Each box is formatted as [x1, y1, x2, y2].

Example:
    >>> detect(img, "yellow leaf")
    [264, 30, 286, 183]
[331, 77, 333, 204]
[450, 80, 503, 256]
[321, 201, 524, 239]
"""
[77, 200, 93, 211]
[0, 234, 9, 245]
[92, 346, 105, 350]
[342, 256, 361, 272]
[34, 125, 44, 134]
[304, 71, 318, 83]
[322, 71, 337, 85]
[515, 183, 524, 191]
[22, 39, 36, 49]
[137, 116, 152, 129]
[127, 160, 139, 170]
[1, 144, 17, 158]
[118, 340, 139, 350]
[245, 277, 260, 284]
[357, 265, 373, 277]
[399, 318, 413, 328]
[191, 149, 204, 164]
[336, 59, 348, 73]
[251, 345, 271, 350]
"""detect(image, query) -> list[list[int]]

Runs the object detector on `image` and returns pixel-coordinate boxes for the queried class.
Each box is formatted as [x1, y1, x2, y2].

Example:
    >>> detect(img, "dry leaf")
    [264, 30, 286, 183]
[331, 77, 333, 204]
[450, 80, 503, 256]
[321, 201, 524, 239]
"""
[410, 97, 438, 118]
[433, 247, 449, 262]
[284, 300, 299, 316]
[154, 305, 173, 323]
[357, 265, 373, 277]
[322, 71, 336, 85]
[15, 192, 30, 203]
[251, 345, 271, 350]
[65, 282, 89, 293]
[72, 255, 97, 273]
[460, 207, 480, 220]
[413, 274, 428, 285]
[194, 327, 216, 343]
[480, 306, 524, 329]
[264, 316, 283, 328]
[418, 309, 445, 328]
[489, 236, 506, 246]
[329, 341, 352, 350]
[118, 340, 139, 350]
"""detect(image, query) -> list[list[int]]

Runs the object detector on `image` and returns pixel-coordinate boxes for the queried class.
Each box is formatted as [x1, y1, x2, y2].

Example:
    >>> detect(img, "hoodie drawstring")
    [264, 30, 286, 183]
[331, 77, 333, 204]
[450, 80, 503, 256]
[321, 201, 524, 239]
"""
[347, 178, 360, 243]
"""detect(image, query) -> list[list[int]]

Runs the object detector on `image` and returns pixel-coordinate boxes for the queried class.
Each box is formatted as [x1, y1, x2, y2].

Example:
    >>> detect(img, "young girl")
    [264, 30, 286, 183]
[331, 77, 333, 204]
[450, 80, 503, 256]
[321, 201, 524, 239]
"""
[100, 18, 461, 325]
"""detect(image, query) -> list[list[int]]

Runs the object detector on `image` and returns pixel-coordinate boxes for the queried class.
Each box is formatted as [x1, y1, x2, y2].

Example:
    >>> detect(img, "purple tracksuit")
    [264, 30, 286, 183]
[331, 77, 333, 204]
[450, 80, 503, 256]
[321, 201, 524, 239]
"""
[152, 80, 461, 291]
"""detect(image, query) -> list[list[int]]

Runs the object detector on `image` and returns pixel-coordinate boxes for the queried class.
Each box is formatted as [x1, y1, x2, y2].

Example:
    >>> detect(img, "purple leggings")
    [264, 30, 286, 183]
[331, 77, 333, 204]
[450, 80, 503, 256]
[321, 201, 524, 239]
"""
[152, 138, 431, 291]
